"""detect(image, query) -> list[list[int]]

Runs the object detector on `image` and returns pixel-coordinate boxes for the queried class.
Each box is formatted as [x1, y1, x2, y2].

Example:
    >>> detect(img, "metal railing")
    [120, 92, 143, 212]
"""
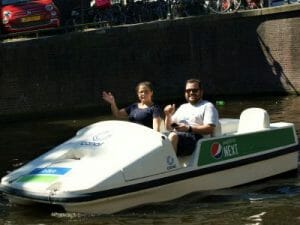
[2, 0, 297, 41]
[0, 20, 109, 41]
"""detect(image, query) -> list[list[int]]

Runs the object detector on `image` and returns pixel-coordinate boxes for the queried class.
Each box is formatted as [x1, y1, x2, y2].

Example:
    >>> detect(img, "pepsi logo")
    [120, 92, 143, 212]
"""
[211, 142, 222, 159]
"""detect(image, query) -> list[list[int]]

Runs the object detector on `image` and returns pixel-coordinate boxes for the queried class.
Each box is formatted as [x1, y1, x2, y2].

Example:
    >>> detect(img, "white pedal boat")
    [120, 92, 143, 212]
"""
[0, 108, 299, 214]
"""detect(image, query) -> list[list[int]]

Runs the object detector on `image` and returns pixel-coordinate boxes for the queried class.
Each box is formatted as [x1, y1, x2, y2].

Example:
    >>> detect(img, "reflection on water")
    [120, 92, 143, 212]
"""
[0, 95, 300, 225]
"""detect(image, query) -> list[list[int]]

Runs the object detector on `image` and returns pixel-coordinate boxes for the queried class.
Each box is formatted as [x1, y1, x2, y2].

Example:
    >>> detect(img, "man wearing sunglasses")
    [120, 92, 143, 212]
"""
[164, 78, 219, 156]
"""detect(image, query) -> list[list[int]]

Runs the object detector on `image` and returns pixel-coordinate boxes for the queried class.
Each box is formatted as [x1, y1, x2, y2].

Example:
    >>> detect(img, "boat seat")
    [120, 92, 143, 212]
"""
[212, 119, 239, 137]
[237, 108, 270, 133]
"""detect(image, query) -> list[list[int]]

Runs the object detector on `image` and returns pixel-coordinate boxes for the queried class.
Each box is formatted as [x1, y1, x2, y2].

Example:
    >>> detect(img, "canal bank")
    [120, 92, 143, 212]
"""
[1, 4, 300, 121]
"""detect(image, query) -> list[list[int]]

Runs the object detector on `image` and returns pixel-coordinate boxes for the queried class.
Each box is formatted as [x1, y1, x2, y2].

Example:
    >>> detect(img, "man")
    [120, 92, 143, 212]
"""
[164, 78, 219, 156]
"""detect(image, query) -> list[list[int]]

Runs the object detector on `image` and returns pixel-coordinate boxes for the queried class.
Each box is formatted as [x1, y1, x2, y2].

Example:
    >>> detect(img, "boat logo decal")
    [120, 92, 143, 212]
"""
[80, 141, 103, 147]
[16, 167, 71, 183]
[93, 131, 112, 141]
[93, 134, 102, 141]
[211, 142, 223, 159]
[166, 155, 176, 170]
[210, 139, 240, 160]
[80, 132, 112, 147]
[30, 167, 71, 175]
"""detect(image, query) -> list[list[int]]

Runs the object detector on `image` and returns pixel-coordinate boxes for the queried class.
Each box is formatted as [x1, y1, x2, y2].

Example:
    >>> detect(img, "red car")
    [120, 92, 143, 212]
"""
[1, 0, 60, 33]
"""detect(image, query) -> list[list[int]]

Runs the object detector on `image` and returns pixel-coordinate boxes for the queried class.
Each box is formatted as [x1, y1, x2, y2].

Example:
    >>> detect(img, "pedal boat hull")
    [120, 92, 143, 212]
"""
[1, 108, 299, 214]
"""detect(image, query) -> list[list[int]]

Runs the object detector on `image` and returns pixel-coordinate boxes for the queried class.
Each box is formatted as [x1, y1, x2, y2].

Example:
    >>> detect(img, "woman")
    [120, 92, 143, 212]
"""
[102, 81, 162, 131]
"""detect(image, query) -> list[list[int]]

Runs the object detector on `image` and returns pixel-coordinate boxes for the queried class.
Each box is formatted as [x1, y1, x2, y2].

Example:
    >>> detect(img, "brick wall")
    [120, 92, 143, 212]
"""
[1, 5, 300, 120]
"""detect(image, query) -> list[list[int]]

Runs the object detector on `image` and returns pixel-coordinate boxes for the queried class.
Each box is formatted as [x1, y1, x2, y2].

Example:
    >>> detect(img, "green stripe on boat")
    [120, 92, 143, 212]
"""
[17, 175, 58, 183]
[198, 127, 295, 166]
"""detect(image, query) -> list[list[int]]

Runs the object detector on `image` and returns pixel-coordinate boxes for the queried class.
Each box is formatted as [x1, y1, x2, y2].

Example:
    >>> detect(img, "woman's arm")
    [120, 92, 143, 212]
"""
[153, 117, 161, 132]
[102, 91, 128, 119]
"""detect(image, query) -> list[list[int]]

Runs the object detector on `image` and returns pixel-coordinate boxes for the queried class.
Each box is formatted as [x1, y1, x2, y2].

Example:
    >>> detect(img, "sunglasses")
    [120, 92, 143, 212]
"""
[185, 88, 200, 93]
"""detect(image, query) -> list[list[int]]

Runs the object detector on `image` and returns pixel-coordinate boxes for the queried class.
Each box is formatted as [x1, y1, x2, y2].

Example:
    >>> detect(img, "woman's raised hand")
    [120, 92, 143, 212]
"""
[102, 91, 115, 105]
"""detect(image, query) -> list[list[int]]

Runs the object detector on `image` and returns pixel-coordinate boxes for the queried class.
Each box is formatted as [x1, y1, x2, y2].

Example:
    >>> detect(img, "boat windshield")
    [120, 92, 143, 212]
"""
[1, 0, 31, 6]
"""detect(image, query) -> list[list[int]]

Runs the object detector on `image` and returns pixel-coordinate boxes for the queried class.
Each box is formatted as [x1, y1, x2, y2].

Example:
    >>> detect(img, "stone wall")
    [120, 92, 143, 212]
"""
[0, 5, 300, 120]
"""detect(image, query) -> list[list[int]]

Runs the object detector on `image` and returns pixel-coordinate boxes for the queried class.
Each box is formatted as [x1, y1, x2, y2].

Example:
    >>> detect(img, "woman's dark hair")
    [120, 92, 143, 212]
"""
[136, 81, 154, 92]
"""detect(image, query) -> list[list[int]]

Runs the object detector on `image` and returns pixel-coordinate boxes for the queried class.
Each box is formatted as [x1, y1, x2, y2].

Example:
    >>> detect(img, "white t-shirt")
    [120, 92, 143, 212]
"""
[171, 100, 219, 127]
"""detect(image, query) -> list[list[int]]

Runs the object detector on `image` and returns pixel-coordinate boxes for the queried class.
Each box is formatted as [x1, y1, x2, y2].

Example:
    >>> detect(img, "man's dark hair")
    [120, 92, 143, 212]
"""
[186, 79, 202, 89]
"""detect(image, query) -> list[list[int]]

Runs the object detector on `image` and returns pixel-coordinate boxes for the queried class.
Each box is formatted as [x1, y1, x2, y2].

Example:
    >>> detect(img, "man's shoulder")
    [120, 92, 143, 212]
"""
[203, 100, 215, 107]
[178, 103, 190, 109]
[195, 100, 215, 107]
